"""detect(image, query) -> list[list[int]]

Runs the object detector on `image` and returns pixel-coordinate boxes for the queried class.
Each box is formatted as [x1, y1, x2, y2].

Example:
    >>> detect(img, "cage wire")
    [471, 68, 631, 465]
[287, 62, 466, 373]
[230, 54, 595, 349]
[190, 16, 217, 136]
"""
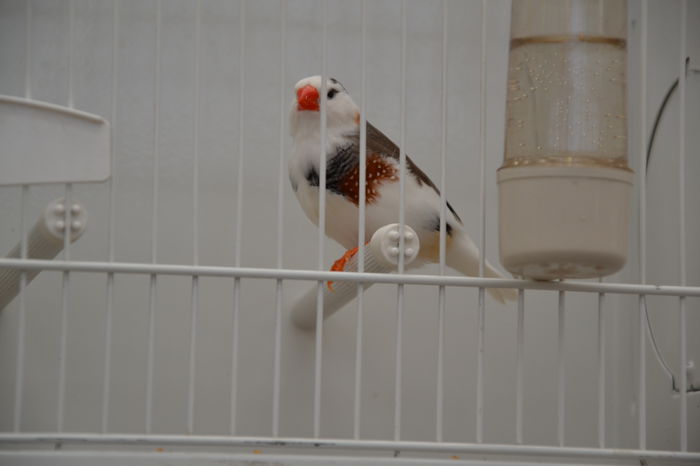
[0, 0, 698, 464]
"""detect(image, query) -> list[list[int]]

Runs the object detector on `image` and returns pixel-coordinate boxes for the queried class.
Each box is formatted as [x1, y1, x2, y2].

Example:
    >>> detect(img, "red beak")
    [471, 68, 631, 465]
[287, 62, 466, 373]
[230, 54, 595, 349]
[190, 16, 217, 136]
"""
[297, 84, 319, 111]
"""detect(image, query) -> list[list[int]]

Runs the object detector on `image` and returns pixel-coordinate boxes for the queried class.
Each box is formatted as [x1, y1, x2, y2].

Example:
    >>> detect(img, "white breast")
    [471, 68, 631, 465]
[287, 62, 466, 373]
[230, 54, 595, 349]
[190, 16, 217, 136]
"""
[292, 156, 452, 252]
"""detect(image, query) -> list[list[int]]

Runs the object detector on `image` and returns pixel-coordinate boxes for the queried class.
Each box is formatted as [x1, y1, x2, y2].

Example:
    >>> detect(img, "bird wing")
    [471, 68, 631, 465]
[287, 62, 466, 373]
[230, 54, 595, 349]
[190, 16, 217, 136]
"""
[355, 122, 463, 224]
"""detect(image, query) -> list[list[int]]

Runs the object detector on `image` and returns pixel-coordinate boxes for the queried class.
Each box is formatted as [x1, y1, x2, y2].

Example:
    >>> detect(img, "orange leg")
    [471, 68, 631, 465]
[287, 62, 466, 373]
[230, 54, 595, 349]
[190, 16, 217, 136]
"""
[327, 245, 361, 291]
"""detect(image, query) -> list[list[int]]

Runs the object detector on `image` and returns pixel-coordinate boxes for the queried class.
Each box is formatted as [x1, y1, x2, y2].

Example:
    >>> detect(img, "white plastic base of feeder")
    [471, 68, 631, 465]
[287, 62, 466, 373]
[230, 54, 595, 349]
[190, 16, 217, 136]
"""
[497, 165, 634, 280]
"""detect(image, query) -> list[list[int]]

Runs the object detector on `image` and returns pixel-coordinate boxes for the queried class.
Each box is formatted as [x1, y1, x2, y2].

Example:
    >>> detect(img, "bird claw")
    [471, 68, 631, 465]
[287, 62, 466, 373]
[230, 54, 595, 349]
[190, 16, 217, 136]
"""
[327, 246, 361, 291]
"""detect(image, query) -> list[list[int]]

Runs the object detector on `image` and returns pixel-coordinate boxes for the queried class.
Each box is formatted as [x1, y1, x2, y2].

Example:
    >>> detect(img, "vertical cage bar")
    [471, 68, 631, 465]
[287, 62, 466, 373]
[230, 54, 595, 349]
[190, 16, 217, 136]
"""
[13, 186, 30, 431]
[435, 0, 448, 443]
[67, 0, 75, 109]
[394, 285, 404, 442]
[192, 0, 201, 267]
[230, 0, 246, 436]
[272, 0, 287, 439]
[25, 0, 32, 99]
[230, 277, 240, 435]
[234, 6, 246, 269]
[188, 276, 198, 434]
[476, 289, 485, 443]
[597, 291, 606, 448]
[108, 0, 119, 266]
[151, 0, 161, 279]
[276, 0, 287, 273]
[313, 0, 329, 438]
[102, 274, 114, 433]
[515, 289, 524, 444]
[145, 0, 162, 435]
[187, 0, 203, 436]
[478, 0, 487, 278]
[557, 290, 566, 446]
[353, 302, 364, 433]
[637, 0, 648, 450]
[638, 295, 646, 449]
[677, 0, 688, 452]
[61, 6, 79, 432]
[63, 0, 76, 255]
[272, 279, 283, 437]
[353, 0, 367, 441]
[677, 4, 687, 287]
[679, 294, 687, 450]
[393, 0, 407, 443]
[316, 0, 329, 272]
[313, 281, 323, 437]
[353, 285, 365, 436]
[102, 0, 120, 432]
[145, 274, 156, 433]
[475, 0, 488, 443]
[397, 0, 407, 273]
[107, 3, 118, 266]
[357, 0, 367, 287]
[56, 0, 78, 429]
[57, 184, 73, 432]
[353, 0, 369, 435]
[438, 0, 448, 273]
[62, 187, 73, 259]
[436, 285, 445, 442]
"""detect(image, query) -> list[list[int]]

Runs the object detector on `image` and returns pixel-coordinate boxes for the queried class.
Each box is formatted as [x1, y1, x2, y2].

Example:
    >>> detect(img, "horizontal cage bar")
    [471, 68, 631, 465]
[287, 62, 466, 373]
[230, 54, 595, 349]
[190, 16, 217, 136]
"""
[1, 258, 699, 297]
[1, 434, 699, 463]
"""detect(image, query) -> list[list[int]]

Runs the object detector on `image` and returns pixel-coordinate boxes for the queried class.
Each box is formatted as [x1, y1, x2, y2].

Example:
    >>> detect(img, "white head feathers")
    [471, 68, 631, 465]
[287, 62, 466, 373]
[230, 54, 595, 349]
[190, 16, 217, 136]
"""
[289, 75, 360, 139]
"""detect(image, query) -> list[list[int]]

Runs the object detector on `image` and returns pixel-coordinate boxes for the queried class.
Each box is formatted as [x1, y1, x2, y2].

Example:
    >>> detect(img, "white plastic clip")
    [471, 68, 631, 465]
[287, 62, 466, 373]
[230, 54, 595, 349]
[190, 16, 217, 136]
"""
[0, 198, 87, 310]
[290, 224, 420, 330]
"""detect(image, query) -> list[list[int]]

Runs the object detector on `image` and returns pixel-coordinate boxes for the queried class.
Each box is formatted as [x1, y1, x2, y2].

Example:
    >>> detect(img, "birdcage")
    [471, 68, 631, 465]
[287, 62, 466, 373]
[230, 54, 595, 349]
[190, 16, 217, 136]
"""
[0, 1, 698, 465]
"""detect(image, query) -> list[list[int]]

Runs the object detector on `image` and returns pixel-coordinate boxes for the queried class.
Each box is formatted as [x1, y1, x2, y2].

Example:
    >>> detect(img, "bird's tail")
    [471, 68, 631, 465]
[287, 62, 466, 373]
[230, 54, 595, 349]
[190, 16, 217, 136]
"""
[446, 232, 517, 304]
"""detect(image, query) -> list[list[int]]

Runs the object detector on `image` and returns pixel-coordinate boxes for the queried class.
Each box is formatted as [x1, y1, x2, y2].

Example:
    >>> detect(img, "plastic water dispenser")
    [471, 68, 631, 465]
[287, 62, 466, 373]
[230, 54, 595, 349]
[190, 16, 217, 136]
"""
[498, 0, 634, 280]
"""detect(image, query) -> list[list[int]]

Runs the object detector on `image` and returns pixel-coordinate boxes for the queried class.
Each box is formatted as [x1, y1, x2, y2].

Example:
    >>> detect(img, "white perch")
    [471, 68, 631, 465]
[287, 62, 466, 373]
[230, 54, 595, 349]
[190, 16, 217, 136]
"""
[290, 223, 420, 330]
[0, 198, 87, 310]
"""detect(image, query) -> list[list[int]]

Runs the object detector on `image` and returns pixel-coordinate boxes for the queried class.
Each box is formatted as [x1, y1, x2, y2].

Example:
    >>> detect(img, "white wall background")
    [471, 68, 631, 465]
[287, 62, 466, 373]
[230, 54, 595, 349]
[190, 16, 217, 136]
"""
[0, 0, 698, 455]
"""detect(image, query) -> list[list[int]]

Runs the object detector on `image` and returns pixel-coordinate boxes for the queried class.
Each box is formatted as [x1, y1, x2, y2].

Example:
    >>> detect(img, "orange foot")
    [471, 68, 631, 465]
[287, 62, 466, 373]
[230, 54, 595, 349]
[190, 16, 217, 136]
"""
[327, 246, 360, 291]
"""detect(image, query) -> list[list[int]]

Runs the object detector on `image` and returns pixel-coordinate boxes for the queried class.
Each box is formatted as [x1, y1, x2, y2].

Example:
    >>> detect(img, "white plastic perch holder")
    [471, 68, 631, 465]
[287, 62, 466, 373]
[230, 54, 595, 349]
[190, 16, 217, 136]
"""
[290, 223, 420, 330]
[0, 198, 87, 310]
[0, 94, 107, 311]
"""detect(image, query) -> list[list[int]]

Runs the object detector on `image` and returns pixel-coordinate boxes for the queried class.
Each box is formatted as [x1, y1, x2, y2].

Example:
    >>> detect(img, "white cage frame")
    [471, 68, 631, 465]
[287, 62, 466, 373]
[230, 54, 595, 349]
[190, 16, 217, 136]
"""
[0, 0, 698, 464]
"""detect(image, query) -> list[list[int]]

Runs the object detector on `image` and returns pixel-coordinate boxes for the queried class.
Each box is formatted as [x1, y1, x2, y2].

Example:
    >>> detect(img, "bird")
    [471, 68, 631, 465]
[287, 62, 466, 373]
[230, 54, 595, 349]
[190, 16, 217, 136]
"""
[288, 75, 516, 303]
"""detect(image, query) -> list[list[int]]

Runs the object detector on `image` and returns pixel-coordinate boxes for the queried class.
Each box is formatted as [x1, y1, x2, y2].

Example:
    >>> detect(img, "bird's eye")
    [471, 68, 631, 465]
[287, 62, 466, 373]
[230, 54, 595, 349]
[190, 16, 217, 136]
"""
[327, 88, 338, 99]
